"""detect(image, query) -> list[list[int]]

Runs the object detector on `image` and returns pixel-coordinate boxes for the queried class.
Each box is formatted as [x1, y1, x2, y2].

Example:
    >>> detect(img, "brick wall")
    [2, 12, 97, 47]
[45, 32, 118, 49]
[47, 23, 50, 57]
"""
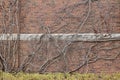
[20, 0, 120, 33]
[0, 0, 120, 73]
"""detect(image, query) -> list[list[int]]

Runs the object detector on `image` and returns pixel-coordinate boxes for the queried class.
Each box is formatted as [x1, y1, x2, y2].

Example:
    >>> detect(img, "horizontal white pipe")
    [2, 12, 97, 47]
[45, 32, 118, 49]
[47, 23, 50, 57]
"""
[0, 33, 120, 41]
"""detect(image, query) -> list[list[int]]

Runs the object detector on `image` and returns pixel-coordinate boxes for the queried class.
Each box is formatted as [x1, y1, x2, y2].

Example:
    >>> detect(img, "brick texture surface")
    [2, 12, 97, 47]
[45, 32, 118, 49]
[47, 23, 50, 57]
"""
[0, 0, 120, 73]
